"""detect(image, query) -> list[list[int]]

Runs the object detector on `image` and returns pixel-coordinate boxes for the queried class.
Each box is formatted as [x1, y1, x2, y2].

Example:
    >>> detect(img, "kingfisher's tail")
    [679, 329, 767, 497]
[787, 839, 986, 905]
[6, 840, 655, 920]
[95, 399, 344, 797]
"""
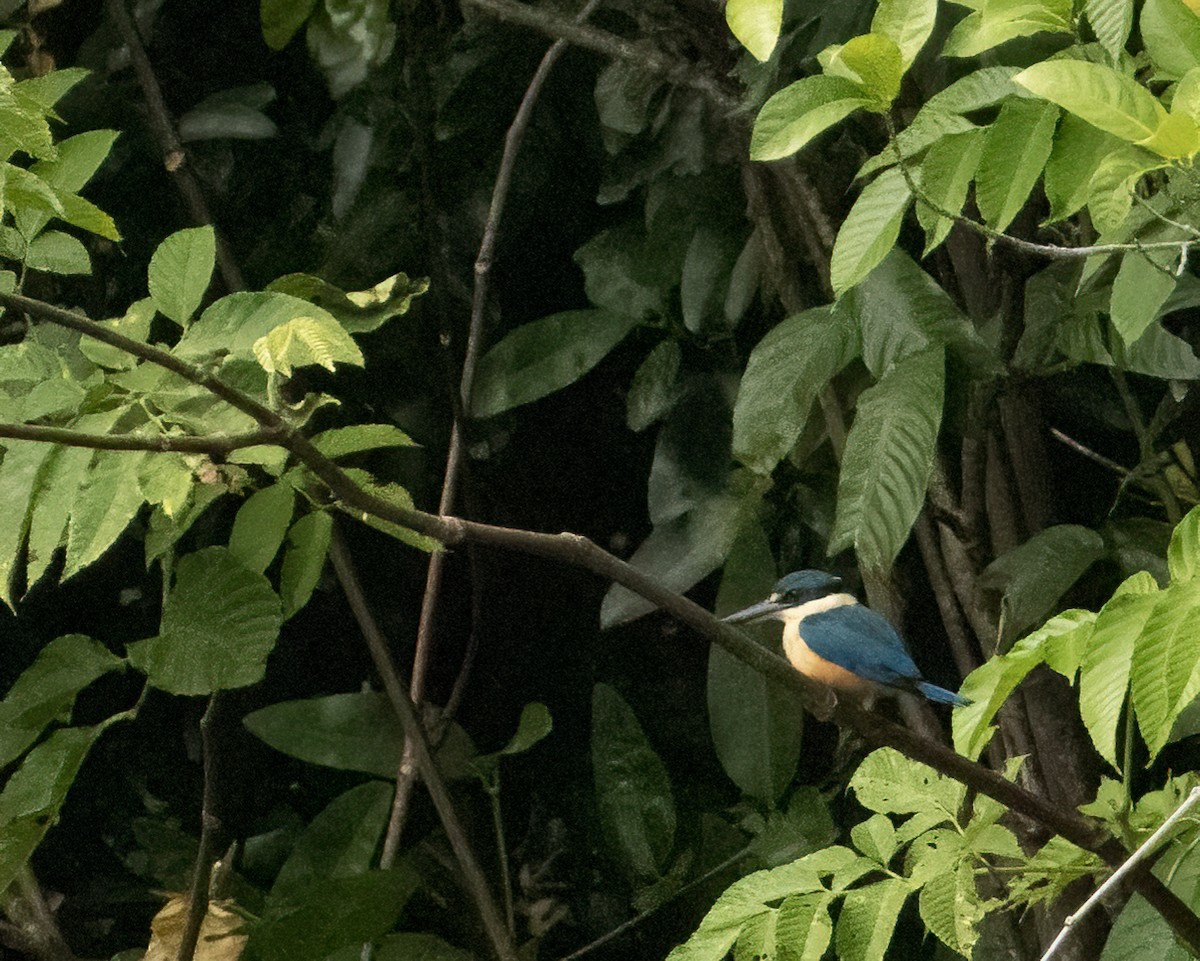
[916, 681, 971, 707]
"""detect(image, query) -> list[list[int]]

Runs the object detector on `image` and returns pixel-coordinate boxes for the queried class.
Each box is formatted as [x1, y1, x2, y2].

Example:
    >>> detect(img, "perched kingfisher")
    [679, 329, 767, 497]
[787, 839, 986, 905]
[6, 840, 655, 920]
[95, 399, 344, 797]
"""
[723, 570, 970, 707]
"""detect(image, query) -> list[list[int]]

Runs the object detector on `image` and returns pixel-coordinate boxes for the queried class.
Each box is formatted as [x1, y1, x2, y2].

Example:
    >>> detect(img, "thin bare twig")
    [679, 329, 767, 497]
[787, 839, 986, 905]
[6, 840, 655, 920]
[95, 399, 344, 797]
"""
[1040, 787, 1200, 961]
[383, 0, 605, 875]
[176, 695, 223, 961]
[329, 527, 517, 961]
[103, 0, 244, 292]
[6, 286, 1200, 953]
[462, 0, 738, 112]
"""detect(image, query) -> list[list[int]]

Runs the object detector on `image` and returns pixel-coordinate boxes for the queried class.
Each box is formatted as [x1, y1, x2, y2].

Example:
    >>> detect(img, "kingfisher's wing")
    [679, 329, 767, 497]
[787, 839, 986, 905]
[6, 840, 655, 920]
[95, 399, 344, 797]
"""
[799, 603, 923, 688]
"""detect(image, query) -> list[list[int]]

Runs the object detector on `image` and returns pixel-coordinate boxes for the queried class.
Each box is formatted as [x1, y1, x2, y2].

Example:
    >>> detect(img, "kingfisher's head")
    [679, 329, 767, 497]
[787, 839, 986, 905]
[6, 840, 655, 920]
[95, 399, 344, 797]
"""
[722, 570, 844, 624]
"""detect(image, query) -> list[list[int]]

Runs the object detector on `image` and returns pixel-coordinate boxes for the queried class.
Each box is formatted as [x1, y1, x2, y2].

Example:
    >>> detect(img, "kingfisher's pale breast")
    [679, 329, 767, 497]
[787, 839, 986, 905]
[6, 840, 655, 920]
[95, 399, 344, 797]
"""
[779, 593, 876, 694]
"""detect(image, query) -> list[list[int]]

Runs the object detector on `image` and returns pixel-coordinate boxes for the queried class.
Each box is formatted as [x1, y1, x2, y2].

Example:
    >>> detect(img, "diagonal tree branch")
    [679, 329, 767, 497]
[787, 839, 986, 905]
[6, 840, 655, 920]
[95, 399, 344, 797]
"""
[4, 288, 1200, 954]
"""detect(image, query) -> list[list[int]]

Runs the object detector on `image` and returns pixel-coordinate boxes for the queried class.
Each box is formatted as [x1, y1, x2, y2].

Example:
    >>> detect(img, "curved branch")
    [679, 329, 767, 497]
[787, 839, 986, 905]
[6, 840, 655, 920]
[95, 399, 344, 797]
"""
[4, 287, 1200, 953]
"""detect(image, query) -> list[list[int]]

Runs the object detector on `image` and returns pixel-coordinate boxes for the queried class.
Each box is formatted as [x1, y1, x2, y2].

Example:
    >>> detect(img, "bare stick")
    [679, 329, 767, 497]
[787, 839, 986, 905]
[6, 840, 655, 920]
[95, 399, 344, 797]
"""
[462, 0, 737, 111]
[1040, 786, 1200, 961]
[176, 695, 223, 961]
[383, 0, 605, 873]
[103, 0, 245, 292]
[329, 527, 517, 961]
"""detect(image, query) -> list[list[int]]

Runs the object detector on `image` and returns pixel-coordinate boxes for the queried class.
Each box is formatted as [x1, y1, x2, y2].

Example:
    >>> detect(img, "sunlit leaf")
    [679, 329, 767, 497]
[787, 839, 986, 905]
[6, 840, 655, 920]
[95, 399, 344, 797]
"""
[725, 0, 782, 61]
[975, 98, 1058, 232]
[750, 76, 872, 161]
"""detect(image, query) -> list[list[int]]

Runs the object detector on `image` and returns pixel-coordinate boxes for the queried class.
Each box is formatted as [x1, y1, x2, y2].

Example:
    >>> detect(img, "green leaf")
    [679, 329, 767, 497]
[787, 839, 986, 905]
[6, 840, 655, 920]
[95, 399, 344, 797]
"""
[25, 411, 125, 590]
[627, 340, 683, 432]
[1086, 0, 1134, 60]
[0, 439, 55, 609]
[244, 692, 403, 778]
[24, 230, 90, 275]
[680, 226, 744, 333]
[499, 702, 553, 756]
[62, 449, 146, 583]
[732, 305, 860, 475]
[776, 892, 836, 961]
[1110, 251, 1178, 345]
[280, 511, 332, 619]
[261, 0, 319, 49]
[749, 76, 872, 162]
[666, 848, 860, 961]
[600, 483, 759, 627]
[1079, 583, 1157, 766]
[834, 877, 912, 961]
[176, 291, 346, 360]
[943, 0, 1073, 57]
[925, 65, 1026, 114]
[31, 130, 119, 194]
[829, 348, 944, 571]
[127, 546, 282, 695]
[845, 250, 992, 376]
[1142, 0, 1200, 80]
[979, 525, 1106, 643]
[267, 781, 393, 909]
[1130, 578, 1200, 757]
[253, 314, 364, 376]
[137, 453, 194, 518]
[338, 469, 441, 554]
[871, 0, 937, 67]
[267, 271, 428, 334]
[708, 520, 804, 804]
[975, 98, 1058, 232]
[1086, 145, 1164, 232]
[1044, 114, 1119, 222]
[3, 163, 64, 220]
[245, 870, 416, 961]
[830, 166, 912, 296]
[915, 128, 984, 253]
[574, 224, 671, 319]
[822, 34, 903, 105]
[14, 69, 88, 113]
[54, 191, 120, 241]
[309, 424, 414, 459]
[1014, 61, 1165, 143]
[1169, 506, 1200, 583]
[1100, 843, 1200, 961]
[851, 748, 965, 819]
[746, 789, 838, 868]
[0, 634, 123, 768]
[469, 309, 638, 419]
[955, 610, 1095, 759]
[592, 683, 676, 882]
[725, 0, 782, 61]
[147, 226, 215, 326]
[0, 724, 108, 895]
[228, 483, 296, 574]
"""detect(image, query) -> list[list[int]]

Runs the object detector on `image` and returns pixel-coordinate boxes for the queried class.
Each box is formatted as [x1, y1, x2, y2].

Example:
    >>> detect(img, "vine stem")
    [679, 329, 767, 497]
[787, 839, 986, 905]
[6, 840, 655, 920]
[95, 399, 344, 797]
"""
[175, 695, 223, 961]
[882, 114, 1200, 261]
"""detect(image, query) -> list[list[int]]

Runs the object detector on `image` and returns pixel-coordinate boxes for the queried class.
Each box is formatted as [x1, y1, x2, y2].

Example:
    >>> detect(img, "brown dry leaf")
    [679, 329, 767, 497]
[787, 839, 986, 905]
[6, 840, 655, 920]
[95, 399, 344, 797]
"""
[144, 895, 247, 961]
